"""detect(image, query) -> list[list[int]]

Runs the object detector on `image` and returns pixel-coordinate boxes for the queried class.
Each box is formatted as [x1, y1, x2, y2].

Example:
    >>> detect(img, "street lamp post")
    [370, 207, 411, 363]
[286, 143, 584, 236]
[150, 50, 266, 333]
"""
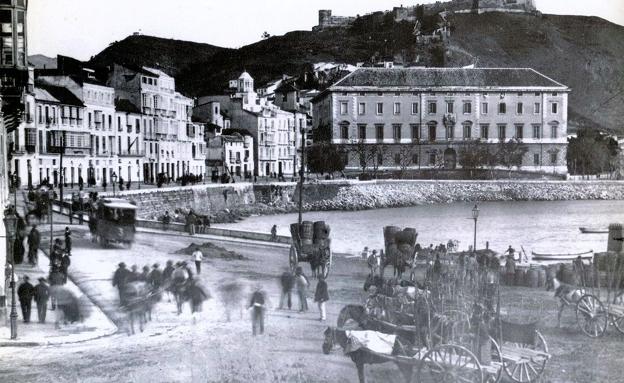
[111, 172, 118, 197]
[78, 164, 83, 191]
[472, 204, 479, 253]
[4, 206, 18, 339]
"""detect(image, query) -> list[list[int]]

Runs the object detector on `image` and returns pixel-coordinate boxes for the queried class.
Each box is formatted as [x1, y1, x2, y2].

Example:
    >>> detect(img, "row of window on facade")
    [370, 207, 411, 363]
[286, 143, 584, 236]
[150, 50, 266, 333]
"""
[340, 100, 559, 116]
[0, 8, 26, 67]
[339, 122, 560, 141]
[360, 150, 559, 168]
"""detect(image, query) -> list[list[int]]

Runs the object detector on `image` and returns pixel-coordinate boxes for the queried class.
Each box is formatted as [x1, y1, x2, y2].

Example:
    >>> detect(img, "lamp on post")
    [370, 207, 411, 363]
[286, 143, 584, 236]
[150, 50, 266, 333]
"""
[27, 160, 32, 189]
[4, 206, 18, 340]
[111, 172, 118, 197]
[472, 204, 479, 253]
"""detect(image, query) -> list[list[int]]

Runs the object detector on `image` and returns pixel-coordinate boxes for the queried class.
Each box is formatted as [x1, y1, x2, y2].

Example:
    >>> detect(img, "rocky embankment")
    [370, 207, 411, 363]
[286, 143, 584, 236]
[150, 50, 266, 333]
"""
[300, 181, 624, 211]
[132, 180, 624, 224]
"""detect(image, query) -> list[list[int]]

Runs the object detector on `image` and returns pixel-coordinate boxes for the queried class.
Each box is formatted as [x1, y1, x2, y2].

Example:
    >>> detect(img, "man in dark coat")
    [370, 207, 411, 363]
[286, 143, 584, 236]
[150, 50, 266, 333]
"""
[60, 253, 71, 284]
[112, 263, 132, 304]
[248, 286, 266, 336]
[27, 224, 40, 265]
[278, 270, 294, 310]
[17, 276, 35, 323]
[314, 275, 330, 321]
[33, 277, 50, 323]
[51, 238, 64, 264]
[64, 227, 72, 256]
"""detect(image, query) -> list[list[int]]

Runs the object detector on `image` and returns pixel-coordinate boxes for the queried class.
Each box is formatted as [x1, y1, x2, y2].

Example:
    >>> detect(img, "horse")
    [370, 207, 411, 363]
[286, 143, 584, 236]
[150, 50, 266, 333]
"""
[121, 281, 154, 334]
[322, 326, 415, 383]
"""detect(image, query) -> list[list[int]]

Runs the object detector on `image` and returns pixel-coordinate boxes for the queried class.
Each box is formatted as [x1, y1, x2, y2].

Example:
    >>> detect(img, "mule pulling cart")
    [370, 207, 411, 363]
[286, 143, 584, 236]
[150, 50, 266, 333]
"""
[289, 220, 332, 278]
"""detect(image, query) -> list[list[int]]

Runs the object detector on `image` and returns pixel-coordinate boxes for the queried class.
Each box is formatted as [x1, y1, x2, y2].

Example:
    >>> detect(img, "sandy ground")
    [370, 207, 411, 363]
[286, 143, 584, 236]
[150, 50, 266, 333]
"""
[1, 228, 624, 383]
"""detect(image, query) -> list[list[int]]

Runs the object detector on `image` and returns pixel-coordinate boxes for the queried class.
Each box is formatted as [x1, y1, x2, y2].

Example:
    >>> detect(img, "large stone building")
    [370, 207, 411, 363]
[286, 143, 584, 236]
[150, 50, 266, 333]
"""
[312, 67, 569, 174]
[197, 72, 302, 178]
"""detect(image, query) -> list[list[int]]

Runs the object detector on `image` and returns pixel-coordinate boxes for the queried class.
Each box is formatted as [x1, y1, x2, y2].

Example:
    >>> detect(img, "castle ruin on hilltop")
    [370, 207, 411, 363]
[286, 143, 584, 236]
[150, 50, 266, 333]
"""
[313, 0, 537, 30]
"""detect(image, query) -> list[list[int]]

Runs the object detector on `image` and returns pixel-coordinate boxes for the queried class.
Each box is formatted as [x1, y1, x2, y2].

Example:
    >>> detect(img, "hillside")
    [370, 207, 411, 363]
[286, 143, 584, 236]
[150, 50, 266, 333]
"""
[89, 34, 232, 79]
[446, 12, 624, 132]
[28, 54, 57, 69]
[89, 13, 624, 132]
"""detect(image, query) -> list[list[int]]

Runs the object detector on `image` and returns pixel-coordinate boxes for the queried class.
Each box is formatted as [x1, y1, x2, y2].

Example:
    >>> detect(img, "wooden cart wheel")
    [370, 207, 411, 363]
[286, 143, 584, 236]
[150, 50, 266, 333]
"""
[289, 245, 298, 272]
[418, 344, 484, 383]
[485, 335, 504, 383]
[611, 312, 624, 335]
[576, 294, 608, 338]
[502, 331, 549, 383]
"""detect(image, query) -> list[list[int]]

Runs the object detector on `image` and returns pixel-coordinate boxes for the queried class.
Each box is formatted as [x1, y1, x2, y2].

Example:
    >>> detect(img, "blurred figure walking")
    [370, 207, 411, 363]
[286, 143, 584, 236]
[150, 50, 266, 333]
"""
[295, 267, 309, 312]
[248, 285, 266, 336]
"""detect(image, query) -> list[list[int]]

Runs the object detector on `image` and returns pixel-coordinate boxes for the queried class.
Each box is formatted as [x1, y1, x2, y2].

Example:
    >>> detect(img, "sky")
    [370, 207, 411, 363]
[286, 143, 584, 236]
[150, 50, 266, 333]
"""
[28, 0, 624, 61]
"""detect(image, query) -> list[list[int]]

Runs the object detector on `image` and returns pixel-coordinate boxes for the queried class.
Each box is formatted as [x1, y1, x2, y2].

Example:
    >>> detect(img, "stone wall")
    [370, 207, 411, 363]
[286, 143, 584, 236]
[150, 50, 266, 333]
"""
[107, 183, 257, 220]
[109, 180, 624, 222]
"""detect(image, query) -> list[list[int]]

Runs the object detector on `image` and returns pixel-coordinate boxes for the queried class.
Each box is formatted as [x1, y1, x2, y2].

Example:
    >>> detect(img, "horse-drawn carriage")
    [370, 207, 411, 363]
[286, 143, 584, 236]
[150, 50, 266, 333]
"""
[289, 221, 332, 278]
[325, 250, 551, 383]
[91, 198, 137, 247]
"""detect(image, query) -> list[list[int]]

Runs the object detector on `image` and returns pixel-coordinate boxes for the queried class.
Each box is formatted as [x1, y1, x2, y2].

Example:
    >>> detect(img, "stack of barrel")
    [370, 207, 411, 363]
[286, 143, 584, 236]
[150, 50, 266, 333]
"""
[291, 221, 331, 251]
[383, 226, 418, 265]
[508, 265, 547, 288]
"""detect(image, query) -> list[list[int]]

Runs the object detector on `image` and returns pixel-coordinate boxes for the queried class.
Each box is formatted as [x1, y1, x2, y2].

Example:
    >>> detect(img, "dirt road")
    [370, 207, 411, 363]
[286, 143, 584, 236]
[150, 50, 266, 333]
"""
[1, 229, 623, 382]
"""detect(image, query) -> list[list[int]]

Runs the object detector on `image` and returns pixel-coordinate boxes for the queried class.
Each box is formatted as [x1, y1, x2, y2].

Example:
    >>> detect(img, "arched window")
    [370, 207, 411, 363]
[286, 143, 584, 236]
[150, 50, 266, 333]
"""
[339, 121, 350, 140]
[427, 121, 437, 142]
[548, 121, 559, 139]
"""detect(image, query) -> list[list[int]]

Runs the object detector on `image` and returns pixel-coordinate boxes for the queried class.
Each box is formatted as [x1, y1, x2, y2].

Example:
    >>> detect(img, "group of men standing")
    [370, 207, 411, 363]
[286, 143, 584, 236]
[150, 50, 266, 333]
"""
[278, 267, 330, 321]
[17, 276, 50, 324]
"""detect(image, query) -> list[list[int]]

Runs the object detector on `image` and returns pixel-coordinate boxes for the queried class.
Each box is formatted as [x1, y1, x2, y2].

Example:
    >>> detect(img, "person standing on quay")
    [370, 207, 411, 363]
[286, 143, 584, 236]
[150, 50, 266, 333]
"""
[64, 227, 72, 256]
[270, 225, 277, 242]
[248, 285, 266, 336]
[505, 254, 516, 286]
[295, 267, 309, 312]
[192, 247, 204, 275]
[17, 275, 35, 323]
[314, 275, 330, 321]
[27, 224, 40, 266]
[279, 270, 294, 310]
[34, 277, 50, 323]
[112, 263, 131, 305]
[162, 211, 171, 231]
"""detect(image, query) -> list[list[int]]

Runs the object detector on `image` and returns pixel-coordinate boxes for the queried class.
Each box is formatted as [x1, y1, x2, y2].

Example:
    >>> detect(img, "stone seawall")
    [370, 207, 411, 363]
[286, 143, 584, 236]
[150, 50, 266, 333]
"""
[110, 180, 624, 222]
[297, 180, 624, 211]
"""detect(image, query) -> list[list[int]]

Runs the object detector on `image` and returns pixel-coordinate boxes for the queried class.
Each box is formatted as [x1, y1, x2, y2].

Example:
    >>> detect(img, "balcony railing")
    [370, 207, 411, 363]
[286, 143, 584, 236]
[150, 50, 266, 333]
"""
[143, 107, 154, 115]
[118, 149, 146, 157]
[61, 117, 69, 125]
[95, 121, 102, 130]
[26, 114, 34, 124]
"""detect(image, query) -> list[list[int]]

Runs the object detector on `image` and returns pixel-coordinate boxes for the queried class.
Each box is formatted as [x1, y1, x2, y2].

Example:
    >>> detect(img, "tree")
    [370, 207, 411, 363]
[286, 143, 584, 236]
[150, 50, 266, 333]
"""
[261, 31, 271, 39]
[496, 138, 529, 178]
[306, 143, 345, 176]
[458, 140, 488, 178]
[567, 128, 620, 177]
[396, 145, 416, 178]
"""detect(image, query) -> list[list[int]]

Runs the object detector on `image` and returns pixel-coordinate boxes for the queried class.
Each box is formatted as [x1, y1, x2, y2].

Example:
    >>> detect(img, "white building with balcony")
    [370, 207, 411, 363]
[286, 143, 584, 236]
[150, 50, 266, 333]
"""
[197, 72, 298, 177]
[107, 64, 204, 183]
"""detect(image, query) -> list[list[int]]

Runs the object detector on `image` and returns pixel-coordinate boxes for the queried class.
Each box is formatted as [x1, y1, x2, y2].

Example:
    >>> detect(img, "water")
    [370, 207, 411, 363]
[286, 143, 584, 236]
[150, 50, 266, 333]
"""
[216, 200, 624, 260]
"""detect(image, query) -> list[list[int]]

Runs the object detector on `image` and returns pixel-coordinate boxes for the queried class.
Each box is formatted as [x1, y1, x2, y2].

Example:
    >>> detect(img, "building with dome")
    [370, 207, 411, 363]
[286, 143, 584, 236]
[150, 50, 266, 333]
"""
[196, 71, 305, 178]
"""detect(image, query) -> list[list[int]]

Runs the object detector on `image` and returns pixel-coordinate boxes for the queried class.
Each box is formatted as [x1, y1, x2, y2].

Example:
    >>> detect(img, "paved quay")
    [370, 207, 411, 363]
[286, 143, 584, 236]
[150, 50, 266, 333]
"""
[0, 249, 117, 347]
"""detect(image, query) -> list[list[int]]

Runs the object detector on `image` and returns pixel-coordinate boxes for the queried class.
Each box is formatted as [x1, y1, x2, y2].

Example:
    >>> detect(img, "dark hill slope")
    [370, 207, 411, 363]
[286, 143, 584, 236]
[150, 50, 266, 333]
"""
[447, 13, 624, 131]
[89, 35, 232, 79]
[89, 13, 624, 132]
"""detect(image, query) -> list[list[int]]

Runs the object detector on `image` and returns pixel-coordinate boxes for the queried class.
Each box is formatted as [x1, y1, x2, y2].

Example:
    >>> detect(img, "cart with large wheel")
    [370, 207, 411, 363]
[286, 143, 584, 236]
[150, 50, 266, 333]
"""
[289, 221, 332, 278]
[566, 250, 624, 338]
